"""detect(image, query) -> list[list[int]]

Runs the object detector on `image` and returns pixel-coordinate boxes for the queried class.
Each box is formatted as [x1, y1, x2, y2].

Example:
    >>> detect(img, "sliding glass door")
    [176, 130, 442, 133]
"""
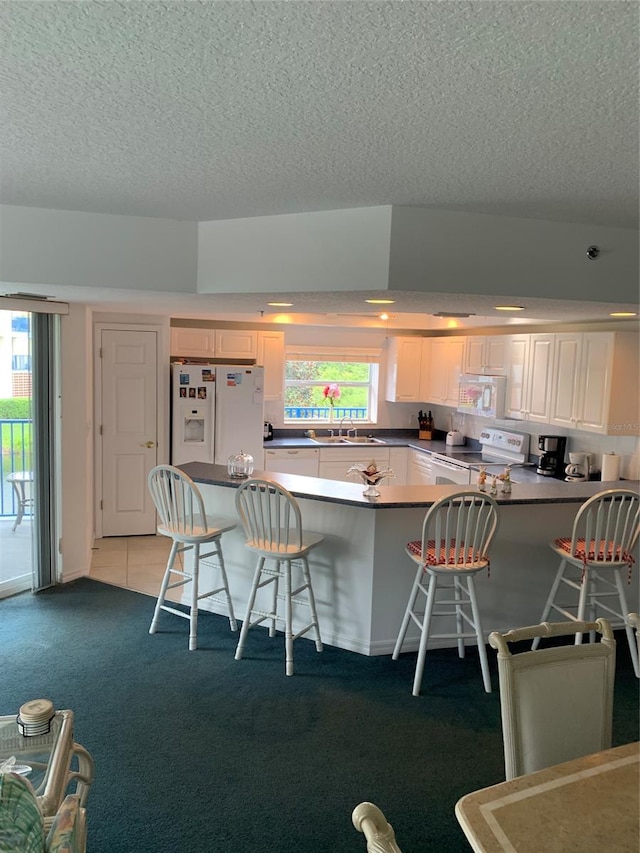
[0, 309, 59, 598]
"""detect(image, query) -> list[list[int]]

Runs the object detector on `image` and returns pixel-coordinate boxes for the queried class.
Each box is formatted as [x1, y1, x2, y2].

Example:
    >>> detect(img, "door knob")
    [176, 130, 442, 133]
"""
[140, 441, 156, 448]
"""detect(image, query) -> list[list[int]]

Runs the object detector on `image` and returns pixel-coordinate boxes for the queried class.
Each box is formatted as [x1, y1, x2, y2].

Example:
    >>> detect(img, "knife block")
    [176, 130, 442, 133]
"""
[419, 429, 432, 440]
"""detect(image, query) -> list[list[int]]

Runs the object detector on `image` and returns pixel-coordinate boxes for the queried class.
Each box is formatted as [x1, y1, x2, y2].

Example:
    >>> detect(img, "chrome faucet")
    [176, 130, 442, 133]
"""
[339, 416, 357, 438]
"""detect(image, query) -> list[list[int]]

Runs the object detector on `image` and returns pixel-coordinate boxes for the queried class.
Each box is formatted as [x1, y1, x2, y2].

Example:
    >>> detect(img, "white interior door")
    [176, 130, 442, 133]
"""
[101, 329, 158, 536]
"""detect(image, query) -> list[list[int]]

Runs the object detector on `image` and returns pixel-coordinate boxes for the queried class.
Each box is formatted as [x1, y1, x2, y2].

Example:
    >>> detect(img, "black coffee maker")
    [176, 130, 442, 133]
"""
[536, 435, 567, 478]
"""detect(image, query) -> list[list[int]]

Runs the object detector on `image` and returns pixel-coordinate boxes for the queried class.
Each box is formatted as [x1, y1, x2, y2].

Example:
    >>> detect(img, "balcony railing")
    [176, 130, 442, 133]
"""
[1, 419, 32, 518]
[284, 407, 367, 420]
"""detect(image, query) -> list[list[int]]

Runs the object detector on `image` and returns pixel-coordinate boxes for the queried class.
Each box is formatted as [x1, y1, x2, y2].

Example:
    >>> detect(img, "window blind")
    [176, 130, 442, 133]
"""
[286, 346, 381, 364]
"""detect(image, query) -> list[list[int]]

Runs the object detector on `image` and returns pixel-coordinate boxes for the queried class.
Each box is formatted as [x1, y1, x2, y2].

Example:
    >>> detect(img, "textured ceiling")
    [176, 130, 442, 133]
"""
[1, 0, 638, 229]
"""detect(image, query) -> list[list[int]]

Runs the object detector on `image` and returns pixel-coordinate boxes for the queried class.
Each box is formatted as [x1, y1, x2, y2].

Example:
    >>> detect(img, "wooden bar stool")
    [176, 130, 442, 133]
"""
[147, 464, 237, 650]
[532, 489, 639, 677]
[393, 490, 499, 695]
[234, 478, 323, 675]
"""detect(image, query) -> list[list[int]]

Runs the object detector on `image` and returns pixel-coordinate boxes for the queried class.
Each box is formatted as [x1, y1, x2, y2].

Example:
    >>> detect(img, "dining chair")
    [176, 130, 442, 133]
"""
[147, 464, 237, 650]
[234, 478, 324, 675]
[489, 618, 616, 780]
[352, 802, 404, 853]
[392, 490, 499, 695]
[532, 488, 639, 677]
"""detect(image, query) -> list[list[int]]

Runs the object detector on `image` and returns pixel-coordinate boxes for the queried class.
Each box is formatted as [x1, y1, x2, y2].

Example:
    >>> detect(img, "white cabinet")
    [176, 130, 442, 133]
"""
[463, 336, 508, 375]
[170, 327, 216, 358]
[170, 327, 257, 360]
[422, 337, 465, 406]
[550, 332, 638, 435]
[263, 447, 319, 477]
[318, 446, 391, 483]
[407, 449, 432, 485]
[257, 331, 285, 401]
[385, 337, 427, 402]
[505, 334, 555, 423]
[214, 329, 258, 360]
[389, 446, 408, 486]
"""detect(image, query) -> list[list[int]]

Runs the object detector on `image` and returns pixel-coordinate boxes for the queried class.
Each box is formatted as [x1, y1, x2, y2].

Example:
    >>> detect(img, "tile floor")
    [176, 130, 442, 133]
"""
[89, 535, 181, 600]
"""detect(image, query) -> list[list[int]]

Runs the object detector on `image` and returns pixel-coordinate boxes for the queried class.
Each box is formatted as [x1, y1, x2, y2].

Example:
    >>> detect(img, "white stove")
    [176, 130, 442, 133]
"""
[430, 428, 530, 486]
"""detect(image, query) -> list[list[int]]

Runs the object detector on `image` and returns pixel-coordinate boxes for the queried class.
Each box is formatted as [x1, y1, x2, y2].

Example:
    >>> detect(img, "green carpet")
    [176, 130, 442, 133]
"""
[1, 579, 638, 852]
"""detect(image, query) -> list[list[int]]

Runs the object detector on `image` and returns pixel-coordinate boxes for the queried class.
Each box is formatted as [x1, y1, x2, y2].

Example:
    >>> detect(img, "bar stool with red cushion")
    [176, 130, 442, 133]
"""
[532, 488, 640, 677]
[392, 490, 499, 696]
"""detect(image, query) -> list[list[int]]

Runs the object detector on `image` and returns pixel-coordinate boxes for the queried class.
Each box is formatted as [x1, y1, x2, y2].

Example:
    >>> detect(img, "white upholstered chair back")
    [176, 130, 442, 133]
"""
[489, 619, 616, 781]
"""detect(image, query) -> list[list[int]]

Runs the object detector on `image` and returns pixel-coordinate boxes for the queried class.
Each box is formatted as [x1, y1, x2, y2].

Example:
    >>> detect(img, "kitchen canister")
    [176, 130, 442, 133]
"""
[227, 450, 254, 479]
[601, 452, 621, 482]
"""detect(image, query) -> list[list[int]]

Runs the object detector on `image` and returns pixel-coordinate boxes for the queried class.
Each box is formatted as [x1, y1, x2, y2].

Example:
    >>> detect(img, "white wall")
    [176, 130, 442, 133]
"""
[59, 304, 94, 581]
[389, 206, 640, 303]
[197, 206, 393, 294]
[0, 205, 198, 293]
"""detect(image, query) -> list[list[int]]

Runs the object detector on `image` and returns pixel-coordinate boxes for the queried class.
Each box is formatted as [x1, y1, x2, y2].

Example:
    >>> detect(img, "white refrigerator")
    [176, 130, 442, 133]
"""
[171, 364, 265, 467]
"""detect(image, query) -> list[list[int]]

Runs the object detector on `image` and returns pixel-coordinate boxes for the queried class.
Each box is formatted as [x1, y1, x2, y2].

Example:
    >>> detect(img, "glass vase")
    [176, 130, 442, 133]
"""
[362, 482, 381, 498]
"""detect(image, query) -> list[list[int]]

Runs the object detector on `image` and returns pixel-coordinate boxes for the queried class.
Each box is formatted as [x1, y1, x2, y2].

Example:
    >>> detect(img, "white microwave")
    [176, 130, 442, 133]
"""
[457, 374, 506, 419]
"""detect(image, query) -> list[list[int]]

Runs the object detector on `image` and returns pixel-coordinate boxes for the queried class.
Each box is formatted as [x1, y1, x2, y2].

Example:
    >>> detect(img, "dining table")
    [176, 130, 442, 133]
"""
[455, 741, 639, 852]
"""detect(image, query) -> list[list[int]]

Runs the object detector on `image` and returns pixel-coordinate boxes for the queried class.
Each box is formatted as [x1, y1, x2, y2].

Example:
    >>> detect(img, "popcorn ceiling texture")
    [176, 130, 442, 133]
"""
[0, 1, 637, 227]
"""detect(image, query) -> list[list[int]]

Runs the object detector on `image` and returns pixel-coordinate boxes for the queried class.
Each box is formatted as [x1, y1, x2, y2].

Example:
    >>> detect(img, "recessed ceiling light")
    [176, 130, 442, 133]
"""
[365, 299, 395, 305]
[267, 302, 293, 307]
[494, 305, 525, 311]
[609, 311, 637, 317]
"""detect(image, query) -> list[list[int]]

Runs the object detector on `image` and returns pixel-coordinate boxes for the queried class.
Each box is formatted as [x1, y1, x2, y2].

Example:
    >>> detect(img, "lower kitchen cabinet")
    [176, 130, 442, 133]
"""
[318, 446, 392, 483]
[389, 446, 408, 486]
[263, 447, 319, 477]
[407, 449, 432, 485]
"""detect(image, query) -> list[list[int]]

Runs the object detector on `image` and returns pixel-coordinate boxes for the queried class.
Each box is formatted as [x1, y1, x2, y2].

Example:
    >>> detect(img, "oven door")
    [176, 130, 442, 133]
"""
[429, 455, 472, 486]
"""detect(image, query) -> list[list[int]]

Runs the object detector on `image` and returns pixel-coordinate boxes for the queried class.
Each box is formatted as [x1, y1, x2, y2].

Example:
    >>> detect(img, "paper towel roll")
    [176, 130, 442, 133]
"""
[601, 453, 620, 481]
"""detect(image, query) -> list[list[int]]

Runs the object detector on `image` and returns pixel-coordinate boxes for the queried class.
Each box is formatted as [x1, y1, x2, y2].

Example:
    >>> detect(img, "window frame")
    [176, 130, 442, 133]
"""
[283, 346, 381, 425]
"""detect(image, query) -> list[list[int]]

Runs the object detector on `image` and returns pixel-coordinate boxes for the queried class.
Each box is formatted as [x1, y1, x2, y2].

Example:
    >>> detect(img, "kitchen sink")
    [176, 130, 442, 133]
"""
[310, 435, 387, 445]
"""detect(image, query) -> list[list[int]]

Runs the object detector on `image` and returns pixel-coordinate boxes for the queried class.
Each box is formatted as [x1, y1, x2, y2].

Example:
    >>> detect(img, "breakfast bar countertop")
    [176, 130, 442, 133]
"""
[176, 464, 640, 656]
[180, 462, 637, 510]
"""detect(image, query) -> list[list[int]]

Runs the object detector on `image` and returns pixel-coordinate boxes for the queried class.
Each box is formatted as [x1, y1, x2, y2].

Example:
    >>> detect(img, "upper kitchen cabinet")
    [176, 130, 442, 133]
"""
[170, 326, 217, 358]
[256, 330, 285, 401]
[170, 327, 258, 360]
[505, 333, 555, 423]
[385, 337, 427, 402]
[214, 329, 258, 360]
[422, 337, 465, 406]
[549, 331, 639, 435]
[463, 335, 508, 375]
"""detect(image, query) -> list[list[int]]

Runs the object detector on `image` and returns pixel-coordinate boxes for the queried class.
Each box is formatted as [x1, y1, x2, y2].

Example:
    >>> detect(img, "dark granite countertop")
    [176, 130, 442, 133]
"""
[181, 461, 637, 510]
[261, 434, 598, 486]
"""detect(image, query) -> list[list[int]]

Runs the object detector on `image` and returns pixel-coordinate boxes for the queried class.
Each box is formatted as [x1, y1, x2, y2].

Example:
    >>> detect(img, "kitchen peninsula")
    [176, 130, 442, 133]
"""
[180, 463, 640, 657]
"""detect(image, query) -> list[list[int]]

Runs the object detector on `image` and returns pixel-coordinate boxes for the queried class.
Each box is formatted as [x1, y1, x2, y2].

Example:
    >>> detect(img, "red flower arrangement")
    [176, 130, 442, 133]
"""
[323, 383, 341, 407]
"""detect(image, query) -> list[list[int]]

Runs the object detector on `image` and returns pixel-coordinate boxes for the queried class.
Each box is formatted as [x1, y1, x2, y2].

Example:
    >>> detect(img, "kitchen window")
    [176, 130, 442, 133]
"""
[284, 346, 380, 424]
